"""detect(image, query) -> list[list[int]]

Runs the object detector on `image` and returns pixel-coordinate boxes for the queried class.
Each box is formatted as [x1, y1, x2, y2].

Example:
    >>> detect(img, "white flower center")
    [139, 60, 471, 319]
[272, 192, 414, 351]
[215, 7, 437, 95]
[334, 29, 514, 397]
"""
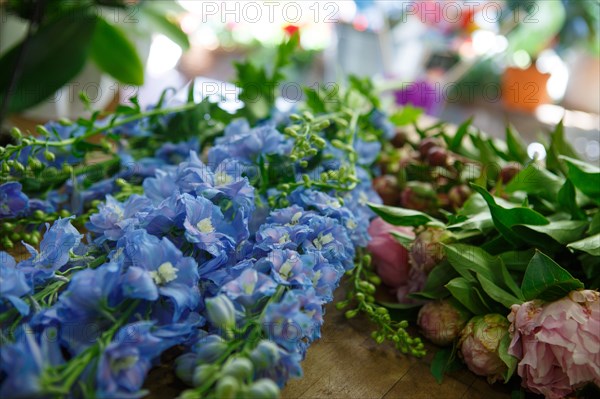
[288, 212, 302, 225]
[279, 259, 295, 279]
[327, 200, 341, 209]
[279, 233, 290, 244]
[111, 355, 139, 373]
[215, 171, 233, 185]
[150, 262, 179, 285]
[346, 219, 357, 229]
[314, 233, 334, 249]
[197, 217, 215, 233]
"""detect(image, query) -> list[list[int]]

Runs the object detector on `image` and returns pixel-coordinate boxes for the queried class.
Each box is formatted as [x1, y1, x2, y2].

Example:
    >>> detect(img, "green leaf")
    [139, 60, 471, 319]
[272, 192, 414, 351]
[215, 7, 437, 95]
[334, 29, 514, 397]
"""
[90, 17, 144, 86]
[546, 120, 580, 174]
[390, 230, 415, 250]
[498, 333, 518, 382]
[411, 261, 457, 300]
[449, 117, 473, 151]
[518, 220, 588, 244]
[430, 345, 462, 384]
[471, 184, 549, 247]
[303, 87, 327, 114]
[0, 12, 97, 112]
[444, 244, 523, 299]
[567, 234, 600, 256]
[504, 164, 564, 201]
[557, 179, 586, 220]
[139, 6, 190, 50]
[499, 249, 535, 272]
[505, 125, 529, 163]
[477, 274, 522, 308]
[389, 105, 423, 126]
[521, 251, 584, 301]
[368, 203, 445, 227]
[446, 277, 491, 314]
[588, 212, 600, 235]
[560, 156, 600, 204]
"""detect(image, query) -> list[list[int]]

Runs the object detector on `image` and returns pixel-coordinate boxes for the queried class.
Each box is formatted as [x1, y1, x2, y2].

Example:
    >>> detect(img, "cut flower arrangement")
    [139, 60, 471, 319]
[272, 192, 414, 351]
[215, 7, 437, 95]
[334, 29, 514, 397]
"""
[0, 35, 599, 399]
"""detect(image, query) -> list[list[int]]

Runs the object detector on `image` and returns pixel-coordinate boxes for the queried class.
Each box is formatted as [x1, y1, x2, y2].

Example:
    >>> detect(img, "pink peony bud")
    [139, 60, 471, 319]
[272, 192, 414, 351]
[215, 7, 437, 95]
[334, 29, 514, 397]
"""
[367, 217, 414, 288]
[458, 314, 510, 383]
[409, 227, 449, 274]
[508, 290, 600, 399]
[395, 266, 427, 304]
[417, 300, 470, 346]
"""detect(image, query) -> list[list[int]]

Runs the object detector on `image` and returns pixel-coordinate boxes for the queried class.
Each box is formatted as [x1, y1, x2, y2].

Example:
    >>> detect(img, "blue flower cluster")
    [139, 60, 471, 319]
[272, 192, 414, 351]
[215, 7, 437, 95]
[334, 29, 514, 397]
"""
[0, 112, 383, 398]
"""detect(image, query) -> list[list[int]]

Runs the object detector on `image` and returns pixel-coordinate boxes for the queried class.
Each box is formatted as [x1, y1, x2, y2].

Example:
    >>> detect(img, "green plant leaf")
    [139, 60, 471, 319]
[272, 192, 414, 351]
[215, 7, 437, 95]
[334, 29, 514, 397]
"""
[477, 274, 522, 308]
[588, 212, 600, 235]
[389, 105, 423, 126]
[471, 184, 549, 247]
[504, 164, 563, 201]
[499, 249, 535, 272]
[560, 156, 600, 204]
[390, 230, 415, 249]
[0, 12, 97, 112]
[449, 117, 473, 151]
[518, 220, 588, 245]
[498, 333, 518, 382]
[557, 179, 587, 220]
[444, 244, 523, 299]
[139, 6, 190, 50]
[90, 17, 144, 86]
[430, 345, 462, 384]
[411, 261, 457, 300]
[521, 251, 584, 301]
[368, 203, 445, 227]
[445, 277, 491, 314]
[505, 125, 529, 163]
[567, 234, 600, 256]
[546, 120, 580, 174]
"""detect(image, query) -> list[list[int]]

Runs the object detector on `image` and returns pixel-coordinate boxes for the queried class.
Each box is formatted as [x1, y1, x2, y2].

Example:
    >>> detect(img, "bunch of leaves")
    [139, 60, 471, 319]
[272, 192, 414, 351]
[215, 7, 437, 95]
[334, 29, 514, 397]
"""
[369, 118, 599, 382]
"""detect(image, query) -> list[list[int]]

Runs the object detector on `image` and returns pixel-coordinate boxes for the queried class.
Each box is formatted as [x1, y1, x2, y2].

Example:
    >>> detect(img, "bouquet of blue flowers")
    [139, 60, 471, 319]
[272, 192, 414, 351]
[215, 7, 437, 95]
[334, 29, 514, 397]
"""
[0, 36, 424, 398]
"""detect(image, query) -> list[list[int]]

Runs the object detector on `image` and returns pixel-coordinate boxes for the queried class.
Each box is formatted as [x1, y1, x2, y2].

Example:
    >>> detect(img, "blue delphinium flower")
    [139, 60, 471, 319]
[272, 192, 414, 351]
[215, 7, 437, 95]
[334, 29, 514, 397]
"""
[155, 138, 199, 164]
[0, 252, 31, 315]
[87, 195, 153, 243]
[250, 340, 303, 388]
[0, 182, 29, 218]
[221, 269, 277, 309]
[0, 325, 65, 398]
[18, 218, 83, 284]
[96, 321, 194, 399]
[255, 249, 314, 288]
[142, 194, 186, 236]
[34, 259, 122, 353]
[371, 109, 396, 140]
[181, 194, 237, 258]
[208, 124, 292, 166]
[118, 230, 200, 321]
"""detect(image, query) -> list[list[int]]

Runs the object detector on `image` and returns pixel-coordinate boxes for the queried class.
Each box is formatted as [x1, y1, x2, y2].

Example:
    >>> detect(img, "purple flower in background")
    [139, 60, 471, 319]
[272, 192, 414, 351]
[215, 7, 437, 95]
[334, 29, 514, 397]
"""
[0, 182, 28, 218]
[87, 195, 153, 242]
[19, 218, 83, 283]
[96, 321, 194, 399]
[118, 230, 200, 321]
[0, 252, 31, 315]
[394, 80, 442, 116]
[222, 269, 277, 308]
[0, 325, 64, 398]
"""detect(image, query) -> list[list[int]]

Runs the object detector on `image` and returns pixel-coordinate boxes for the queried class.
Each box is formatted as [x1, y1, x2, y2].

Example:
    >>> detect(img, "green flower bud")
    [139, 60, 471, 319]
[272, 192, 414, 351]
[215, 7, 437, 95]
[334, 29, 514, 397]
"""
[32, 210, 45, 220]
[36, 126, 50, 136]
[59, 209, 71, 218]
[2, 162, 10, 174]
[247, 378, 280, 399]
[192, 364, 218, 387]
[221, 357, 253, 381]
[214, 375, 239, 399]
[345, 309, 358, 319]
[205, 295, 236, 330]
[10, 127, 22, 140]
[44, 151, 56, 162]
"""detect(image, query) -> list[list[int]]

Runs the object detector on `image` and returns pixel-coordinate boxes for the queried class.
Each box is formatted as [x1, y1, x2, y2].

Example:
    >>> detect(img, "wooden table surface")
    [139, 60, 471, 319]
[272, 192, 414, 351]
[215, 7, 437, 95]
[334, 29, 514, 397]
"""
[281, 287, 514, 399]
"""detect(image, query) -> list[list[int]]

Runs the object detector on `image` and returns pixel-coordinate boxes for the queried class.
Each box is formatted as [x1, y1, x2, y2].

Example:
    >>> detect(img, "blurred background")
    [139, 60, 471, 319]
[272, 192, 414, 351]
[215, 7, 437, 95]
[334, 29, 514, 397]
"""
[1, 0, 599, 162]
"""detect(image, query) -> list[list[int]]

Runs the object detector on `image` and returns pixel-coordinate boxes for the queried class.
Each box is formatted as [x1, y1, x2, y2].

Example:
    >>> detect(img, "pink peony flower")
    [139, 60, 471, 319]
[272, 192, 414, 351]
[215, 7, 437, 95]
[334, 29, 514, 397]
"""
[409, 227, 449, 274]
[417, 300, 470, 346]
[508, 290, 600, 399]
[458, 314, 510, 383]
[367, 217, 414, 288]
